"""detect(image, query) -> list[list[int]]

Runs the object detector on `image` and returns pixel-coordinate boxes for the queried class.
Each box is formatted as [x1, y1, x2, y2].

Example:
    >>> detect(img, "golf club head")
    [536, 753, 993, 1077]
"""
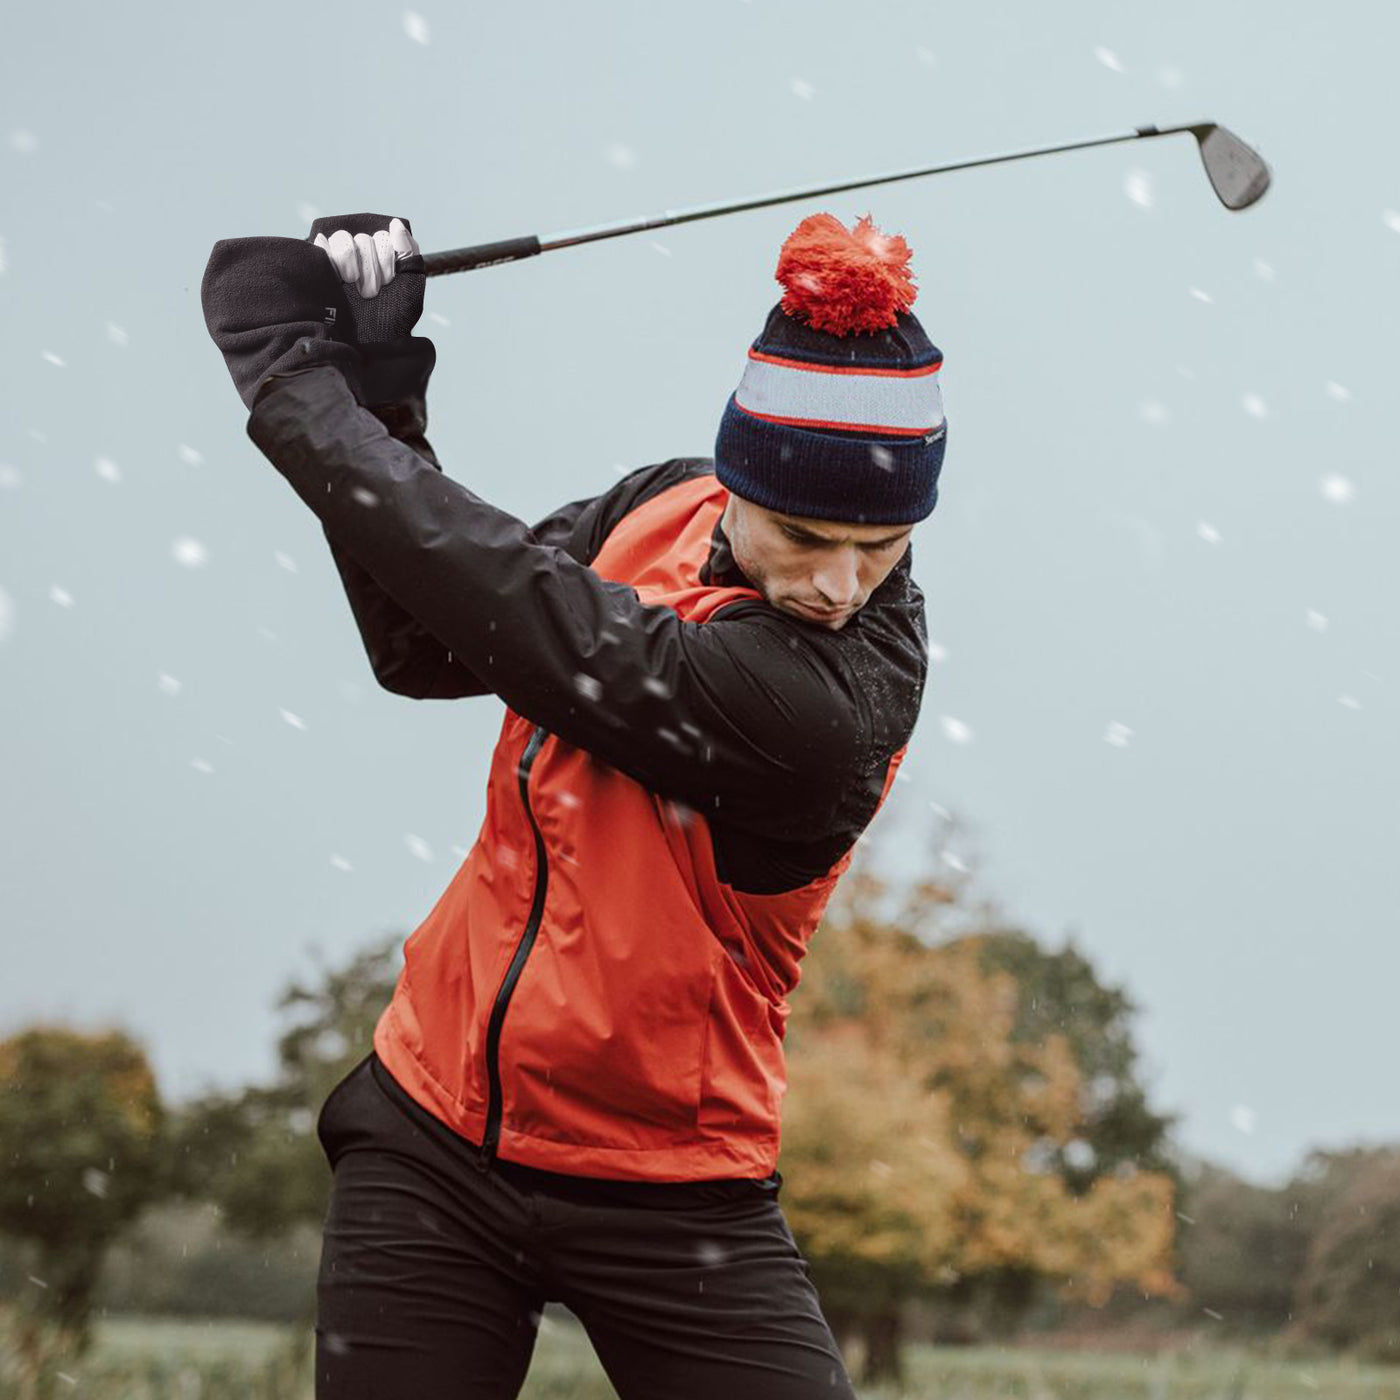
[1190, 124, 1271, 210]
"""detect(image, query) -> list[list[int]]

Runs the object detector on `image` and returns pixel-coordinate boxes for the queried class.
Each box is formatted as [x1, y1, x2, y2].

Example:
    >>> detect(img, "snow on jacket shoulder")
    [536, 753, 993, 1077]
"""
[245, 359, 929, 1180]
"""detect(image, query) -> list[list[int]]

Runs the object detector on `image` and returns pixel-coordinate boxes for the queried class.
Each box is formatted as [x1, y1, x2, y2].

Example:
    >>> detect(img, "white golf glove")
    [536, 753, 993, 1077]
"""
[314, 216, 420, 299]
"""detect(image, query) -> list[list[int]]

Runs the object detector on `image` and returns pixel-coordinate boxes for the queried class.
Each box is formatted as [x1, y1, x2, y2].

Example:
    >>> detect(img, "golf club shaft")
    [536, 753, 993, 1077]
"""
[422, 123, 1198, 277]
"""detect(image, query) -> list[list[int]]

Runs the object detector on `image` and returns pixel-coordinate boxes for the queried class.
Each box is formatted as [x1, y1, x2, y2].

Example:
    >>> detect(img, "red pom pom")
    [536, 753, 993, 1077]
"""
[775, 212, 917, 336]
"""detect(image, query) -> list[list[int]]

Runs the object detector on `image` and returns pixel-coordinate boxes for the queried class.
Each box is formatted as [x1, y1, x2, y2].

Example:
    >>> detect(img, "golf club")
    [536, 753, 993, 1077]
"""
[422, 121, 1270, 278]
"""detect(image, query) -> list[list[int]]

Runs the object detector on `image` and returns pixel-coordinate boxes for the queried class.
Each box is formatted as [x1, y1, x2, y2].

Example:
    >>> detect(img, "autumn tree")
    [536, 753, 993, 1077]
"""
[0, 1027, 165, 1345]
[780, 860, 1178, 1385]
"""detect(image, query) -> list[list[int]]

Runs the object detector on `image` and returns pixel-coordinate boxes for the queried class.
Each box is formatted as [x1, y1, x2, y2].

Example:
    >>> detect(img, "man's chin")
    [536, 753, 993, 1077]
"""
[784, 600, 854, 628]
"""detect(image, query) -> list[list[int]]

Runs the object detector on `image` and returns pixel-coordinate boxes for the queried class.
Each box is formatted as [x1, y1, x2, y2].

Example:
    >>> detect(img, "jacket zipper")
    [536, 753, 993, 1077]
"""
[477, 722, 551, 1170]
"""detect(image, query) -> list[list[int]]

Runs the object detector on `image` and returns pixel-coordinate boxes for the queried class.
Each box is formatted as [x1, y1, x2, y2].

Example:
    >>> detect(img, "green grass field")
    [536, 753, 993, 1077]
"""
[5, 1316, 1400, 1399]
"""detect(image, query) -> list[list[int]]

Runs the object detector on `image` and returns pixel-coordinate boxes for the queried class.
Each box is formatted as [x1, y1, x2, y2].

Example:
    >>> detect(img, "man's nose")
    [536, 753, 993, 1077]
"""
[812, 550, 862, 606]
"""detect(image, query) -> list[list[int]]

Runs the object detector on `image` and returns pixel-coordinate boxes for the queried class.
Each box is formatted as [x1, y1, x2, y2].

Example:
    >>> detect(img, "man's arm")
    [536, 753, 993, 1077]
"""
[322, 338, 712, 698]
[246, 364, 866, 841]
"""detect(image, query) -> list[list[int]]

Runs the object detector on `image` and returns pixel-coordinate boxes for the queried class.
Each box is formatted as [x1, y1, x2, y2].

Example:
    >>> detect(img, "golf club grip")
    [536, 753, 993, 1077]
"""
[423, 236, 543, 277]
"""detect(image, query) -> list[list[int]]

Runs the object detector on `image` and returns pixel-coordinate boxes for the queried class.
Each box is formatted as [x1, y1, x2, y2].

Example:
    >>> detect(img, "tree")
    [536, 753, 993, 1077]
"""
[1292, 1146, 1400, 1361]
[1171, 1159, 1309, 1334]
[780, 860, 1178, 1385]
[975, 930, 1178, 1193]
[0, 1027, 164, 1345]
[169, 935, 401, 1237]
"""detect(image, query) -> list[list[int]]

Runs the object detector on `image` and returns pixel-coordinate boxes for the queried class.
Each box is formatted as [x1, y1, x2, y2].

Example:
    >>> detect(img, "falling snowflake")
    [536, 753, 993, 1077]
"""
[605, 143, 637, 169]
[1177, 366, 1196, 380]
[926, 639, 947, 663]
[1242, 394, 1268, 419]
[177, 443, 204, 466]
[869, 445, 894, 471]
[650, 242, 672, 257]
[1196, 522, 1221, 545]
[41, 350, 66, 368]
[107, 322, 128, 346]
[428, 311, 451, 326]
[50, 585, 74, 607]
[1338, 694, 1362, 711]
[941, 849, 968, 873]
[352, 487, 380, 508]
[274, 551, 298, 573]
[296, 201, 322, 225]
[1230, 1105, 1256, 1134]
[1253, 258, 1276, 281]
[1093, 45, 1124, 72]
[191, 758, 215, 774]
[1139, 401, 1169, 426]
[1324, 381, 1352, 402]
[575, 673, 603, 702]
[1123, 170, 1153, 208]
[915, 46, 936, 68]
[330, 854, 353, 872]
[94, 456, 121, 483]
[789, 78, 816, 100]
[404, 832, 433, 862]
[1383, 210, 1400, 234]
[0, 587, 12, 642]
[1305, 610, 1328, 632]
[1104, 721, 1134, 748]
[157, 673, 182, 696]
[1156, 63, 1183, 88]
[402, 10, 430, 44]
[279, 708, 307, 730]
[1189, 286, 1213, 304]
[939, 715, 973, 745]
[172, 537, 208, 568]
[0, 464, 20, 489]
[1319, 473, 1355, 503]
[82, 1168, 110, 1199]
[8, 129, 38, 153]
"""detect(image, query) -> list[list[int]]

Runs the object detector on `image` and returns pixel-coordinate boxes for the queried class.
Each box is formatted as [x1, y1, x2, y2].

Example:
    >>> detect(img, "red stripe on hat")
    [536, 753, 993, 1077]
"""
[739, 406, 934, 437]
[748, 349, 943, 379]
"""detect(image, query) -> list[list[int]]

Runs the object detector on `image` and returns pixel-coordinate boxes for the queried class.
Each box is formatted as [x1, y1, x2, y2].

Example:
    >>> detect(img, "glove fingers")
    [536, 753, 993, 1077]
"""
[388, 217, 419, 259]
[372, 229, 397, 287]
[325, 229, 360, 286]
[352, 232, 382, 298]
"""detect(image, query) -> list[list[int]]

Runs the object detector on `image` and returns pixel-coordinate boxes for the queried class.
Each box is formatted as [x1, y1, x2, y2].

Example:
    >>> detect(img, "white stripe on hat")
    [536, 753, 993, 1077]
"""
[734, 351, 944, 437]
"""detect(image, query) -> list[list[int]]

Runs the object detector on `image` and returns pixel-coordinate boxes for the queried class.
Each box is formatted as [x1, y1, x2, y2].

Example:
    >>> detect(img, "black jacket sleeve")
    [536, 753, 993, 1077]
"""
[244, 364, 865, 841]
[320, 341, 716, 700]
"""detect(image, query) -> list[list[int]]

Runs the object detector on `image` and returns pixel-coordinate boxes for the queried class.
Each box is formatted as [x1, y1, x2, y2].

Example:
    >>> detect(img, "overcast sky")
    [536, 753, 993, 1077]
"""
[1, 0, 1395, 1185]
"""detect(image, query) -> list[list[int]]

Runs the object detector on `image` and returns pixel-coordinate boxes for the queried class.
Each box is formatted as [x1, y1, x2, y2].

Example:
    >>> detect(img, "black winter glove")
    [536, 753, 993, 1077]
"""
[306, 212, 425, 344]
[200, 212, 432, 412]
[306, 212, 435, 412]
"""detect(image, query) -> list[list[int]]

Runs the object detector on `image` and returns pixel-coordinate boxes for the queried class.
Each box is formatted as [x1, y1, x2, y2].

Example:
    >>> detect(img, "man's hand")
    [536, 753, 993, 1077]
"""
[304, 213, 426, 347]
[314, 216, 421, 300]
[201, 212, 431, 411]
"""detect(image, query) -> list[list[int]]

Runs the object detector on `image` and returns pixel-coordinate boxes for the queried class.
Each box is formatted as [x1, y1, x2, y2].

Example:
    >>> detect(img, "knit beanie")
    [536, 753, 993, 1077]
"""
[714, 213, 946, 525]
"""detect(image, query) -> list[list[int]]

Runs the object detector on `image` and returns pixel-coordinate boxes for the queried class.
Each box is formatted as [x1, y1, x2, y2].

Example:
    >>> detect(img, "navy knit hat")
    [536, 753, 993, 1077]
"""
[715, 213, 945, 525]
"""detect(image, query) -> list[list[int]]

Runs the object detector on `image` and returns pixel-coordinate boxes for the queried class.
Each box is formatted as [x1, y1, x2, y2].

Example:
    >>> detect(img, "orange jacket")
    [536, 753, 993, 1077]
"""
[243, 358, 928, 1182]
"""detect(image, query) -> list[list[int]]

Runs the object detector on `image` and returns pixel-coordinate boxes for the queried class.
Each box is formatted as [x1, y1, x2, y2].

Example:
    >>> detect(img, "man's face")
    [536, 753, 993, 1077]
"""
[720, 494, 914, 631]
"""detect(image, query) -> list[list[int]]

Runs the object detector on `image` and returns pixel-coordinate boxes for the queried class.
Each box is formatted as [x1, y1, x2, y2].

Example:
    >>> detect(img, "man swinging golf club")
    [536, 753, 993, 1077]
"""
[201, 205, 945, 1398]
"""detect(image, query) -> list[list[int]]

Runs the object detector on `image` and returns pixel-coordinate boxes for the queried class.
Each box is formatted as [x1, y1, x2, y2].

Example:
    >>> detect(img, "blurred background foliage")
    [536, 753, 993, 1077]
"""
[3, 832, 1399, 1392]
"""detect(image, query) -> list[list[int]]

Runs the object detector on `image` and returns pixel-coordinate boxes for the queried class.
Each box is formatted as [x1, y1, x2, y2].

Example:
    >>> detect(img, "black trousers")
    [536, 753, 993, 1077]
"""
[314, 1054, 855, 1399]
